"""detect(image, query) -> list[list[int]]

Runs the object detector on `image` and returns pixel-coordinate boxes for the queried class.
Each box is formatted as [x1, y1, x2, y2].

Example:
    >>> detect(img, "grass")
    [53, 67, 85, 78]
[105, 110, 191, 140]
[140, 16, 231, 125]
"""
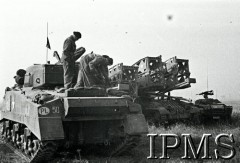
[129, 101, 240, 163]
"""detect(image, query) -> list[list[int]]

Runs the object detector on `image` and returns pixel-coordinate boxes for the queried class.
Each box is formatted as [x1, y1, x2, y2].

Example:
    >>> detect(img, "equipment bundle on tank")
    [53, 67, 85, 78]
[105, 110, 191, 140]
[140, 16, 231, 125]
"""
[0, 63, 148, 162]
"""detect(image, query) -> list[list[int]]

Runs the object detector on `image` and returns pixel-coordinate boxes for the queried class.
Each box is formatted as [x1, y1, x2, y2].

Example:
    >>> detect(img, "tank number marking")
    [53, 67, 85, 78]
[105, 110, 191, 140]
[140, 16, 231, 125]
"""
[38, 107, 50, 115]
[52, 106, 60, 114]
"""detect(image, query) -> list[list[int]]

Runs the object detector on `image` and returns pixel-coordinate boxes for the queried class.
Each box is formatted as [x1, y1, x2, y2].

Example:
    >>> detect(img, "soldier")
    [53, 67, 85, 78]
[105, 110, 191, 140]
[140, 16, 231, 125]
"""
[74, 52, 113, 88]
[61, 31, 86, 89]
[12, 69, 26, 90]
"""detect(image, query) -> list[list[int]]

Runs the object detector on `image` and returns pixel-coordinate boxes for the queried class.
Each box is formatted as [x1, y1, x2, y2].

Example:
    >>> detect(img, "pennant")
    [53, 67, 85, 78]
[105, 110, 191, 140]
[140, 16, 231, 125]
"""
[46, 37, 51, 49]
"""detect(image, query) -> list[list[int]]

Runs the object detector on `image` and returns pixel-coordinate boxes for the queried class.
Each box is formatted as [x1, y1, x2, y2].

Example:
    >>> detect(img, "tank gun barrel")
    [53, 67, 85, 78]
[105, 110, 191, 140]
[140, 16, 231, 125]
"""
[196, 90, 214, 99]
[197, 90, 214, 96]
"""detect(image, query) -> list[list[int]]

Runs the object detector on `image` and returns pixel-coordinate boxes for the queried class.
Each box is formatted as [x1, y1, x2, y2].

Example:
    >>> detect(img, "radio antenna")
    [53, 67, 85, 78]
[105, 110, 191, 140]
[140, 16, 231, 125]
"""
[46, 22, 48, 63]
[207, 58, 208, 91]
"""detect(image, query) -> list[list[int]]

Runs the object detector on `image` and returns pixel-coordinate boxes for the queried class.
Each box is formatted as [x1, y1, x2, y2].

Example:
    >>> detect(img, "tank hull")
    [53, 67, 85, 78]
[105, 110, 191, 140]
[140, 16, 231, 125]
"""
[195, 99, 233, 122]
[0, 85, 148, 162]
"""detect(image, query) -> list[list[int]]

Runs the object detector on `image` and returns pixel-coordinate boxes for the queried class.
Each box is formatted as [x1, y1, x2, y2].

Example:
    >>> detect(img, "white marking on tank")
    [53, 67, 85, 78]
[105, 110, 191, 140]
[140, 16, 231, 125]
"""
[52, 106, 60, 114]
[38, 107, 50, 115]
[11, 101, 15, 110]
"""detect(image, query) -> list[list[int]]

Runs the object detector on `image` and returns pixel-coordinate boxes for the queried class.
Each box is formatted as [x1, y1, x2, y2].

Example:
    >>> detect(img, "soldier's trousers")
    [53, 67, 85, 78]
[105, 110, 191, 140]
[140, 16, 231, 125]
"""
[63, 59, 77, 89]
[62, 47, 86, 89]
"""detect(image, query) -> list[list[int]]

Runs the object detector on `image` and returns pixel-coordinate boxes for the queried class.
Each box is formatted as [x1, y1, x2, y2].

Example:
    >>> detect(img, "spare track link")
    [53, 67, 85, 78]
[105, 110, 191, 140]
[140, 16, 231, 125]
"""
[110, 135, 141, 157]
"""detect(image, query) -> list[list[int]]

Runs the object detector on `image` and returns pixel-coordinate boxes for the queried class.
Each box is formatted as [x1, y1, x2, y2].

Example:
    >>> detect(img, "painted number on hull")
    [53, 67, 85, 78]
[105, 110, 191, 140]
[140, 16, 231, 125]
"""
[38, 107, 50, 115]
[52, 106, 60, 114]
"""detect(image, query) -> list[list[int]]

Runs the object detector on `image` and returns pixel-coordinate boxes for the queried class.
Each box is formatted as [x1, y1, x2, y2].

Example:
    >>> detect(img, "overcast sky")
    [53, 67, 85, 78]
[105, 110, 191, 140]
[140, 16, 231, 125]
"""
[0, 0, 240, 101]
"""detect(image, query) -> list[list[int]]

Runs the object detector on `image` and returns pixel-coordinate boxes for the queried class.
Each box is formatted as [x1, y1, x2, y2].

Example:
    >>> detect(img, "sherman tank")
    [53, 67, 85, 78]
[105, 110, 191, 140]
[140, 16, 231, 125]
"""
[0, 63, 148, 162]
[195, 90, 233, 122]
[109, 56, 199, 126]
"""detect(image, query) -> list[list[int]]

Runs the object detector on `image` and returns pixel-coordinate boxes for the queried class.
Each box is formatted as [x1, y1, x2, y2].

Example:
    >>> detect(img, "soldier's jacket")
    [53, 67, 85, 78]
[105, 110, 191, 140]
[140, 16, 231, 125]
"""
[75, 53, 109, 87]
[81, 53, 108, 77]
[61, 35, 76, 61]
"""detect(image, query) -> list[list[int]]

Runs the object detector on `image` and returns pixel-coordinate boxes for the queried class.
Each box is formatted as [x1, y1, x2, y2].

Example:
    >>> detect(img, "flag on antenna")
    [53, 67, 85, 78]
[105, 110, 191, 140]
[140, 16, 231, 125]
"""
[46, 37, 51, 49]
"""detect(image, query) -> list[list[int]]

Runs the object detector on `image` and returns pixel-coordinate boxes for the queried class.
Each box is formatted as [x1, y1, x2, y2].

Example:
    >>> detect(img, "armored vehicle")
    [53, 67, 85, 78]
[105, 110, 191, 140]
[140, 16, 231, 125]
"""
[195, 90, 233, 122]
[109, 56, 199, 125]
[134, 56, 198, 125]
[0, 63, 148, 162]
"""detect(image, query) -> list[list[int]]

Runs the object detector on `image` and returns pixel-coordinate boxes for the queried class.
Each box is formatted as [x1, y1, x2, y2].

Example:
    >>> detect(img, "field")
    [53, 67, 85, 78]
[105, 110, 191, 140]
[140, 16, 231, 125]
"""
[0, 101, 240, 163]
[128, 101, 240, 163]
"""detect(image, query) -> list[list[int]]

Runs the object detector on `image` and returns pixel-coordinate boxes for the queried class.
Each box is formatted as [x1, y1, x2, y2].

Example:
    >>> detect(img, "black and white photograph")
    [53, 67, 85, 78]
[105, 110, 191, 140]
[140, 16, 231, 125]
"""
[0, 0, 240, 162]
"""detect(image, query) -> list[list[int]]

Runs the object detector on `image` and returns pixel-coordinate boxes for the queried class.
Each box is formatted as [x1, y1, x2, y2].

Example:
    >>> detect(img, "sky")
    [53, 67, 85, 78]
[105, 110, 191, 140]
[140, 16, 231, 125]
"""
[0, 0, 240, 101]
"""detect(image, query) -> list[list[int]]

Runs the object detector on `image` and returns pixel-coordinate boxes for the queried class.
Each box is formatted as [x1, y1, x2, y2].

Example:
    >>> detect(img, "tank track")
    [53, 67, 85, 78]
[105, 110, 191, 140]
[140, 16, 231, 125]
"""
[110, 135, 141, 157]
[0, 121, 141, 162]
[0, 121, 57, 163]
[30, 141, 57, 163]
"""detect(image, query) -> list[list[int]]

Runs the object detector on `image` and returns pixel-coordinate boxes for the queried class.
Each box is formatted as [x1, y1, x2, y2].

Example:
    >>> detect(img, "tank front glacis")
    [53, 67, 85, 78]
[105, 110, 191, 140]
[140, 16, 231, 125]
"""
[138, 96, 201, 125]
[139, 98, 190, 125]
[195, 91, 233, 121]
[0, 64, 148, 162]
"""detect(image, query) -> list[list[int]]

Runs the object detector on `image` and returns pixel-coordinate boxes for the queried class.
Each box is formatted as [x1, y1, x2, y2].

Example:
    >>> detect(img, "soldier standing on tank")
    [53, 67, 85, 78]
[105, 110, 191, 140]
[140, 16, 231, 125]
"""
[10, 69, 26, 91]
[74, 52, 113, 88]
[61, 31, 86, 89]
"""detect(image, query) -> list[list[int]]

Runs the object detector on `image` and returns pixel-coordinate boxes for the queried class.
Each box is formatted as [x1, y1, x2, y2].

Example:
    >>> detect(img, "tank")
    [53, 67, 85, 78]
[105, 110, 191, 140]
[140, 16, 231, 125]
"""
[195, 90, 233, 122]
[0, 63, 148, 162]
[134, 56, 198, 125]
[109, 56, 199, 125]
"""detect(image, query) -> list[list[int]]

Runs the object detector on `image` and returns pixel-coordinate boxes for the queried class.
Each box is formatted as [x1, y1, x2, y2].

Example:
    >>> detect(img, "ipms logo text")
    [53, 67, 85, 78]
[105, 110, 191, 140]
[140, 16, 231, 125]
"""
[147, 133, 235, 160]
